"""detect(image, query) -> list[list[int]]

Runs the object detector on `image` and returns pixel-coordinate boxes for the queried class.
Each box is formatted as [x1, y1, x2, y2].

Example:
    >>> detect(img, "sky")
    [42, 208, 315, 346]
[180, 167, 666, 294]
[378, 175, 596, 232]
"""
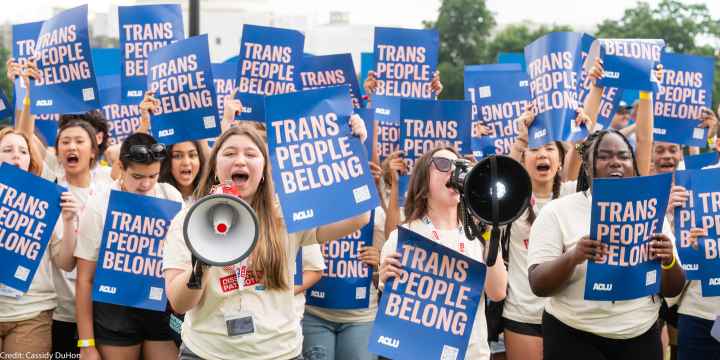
[2, 0, 720, 31]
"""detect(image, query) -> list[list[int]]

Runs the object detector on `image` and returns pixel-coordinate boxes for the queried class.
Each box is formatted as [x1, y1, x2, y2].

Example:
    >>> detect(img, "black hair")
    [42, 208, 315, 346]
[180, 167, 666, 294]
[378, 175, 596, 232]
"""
[526, 141, 567, 225]
[576, 129, 640, 192]
[59, 110, 109, 155]
[55, 120, 100, 168]
[159, 141, 207, 195]
[119, 133, 160, 168]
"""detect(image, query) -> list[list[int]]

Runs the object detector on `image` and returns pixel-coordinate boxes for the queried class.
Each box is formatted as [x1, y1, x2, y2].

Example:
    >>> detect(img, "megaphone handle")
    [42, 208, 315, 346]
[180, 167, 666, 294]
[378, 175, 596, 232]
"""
[187, 256, 204, 289]
[487, 156, 500, 267]
[486, 226, 500, 267]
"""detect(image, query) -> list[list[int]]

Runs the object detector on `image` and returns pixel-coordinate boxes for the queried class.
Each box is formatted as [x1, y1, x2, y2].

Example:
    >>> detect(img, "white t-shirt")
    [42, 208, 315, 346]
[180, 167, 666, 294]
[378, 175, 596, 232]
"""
[293, 244, 325, 318]
[163, 208, 320, 360]
[678, 281, 720, 321]
[503, 181, 576, 324]
[380, 219, 491, 360]
[0, 249, 56, 322]
[305, 208, 385, 324]
[527, 191, 676, 339]
[74, 181, 184, 262]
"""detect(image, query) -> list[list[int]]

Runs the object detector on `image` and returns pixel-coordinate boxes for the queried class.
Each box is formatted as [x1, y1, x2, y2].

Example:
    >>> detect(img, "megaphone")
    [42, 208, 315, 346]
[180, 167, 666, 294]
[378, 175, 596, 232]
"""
[447, 155, 532, 266]
[183, 185, 259, 288]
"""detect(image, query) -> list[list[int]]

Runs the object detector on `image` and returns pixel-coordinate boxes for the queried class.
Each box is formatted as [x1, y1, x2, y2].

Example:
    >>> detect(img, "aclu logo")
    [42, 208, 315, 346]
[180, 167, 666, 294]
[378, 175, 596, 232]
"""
[36, 99, 53, 107]
[99, 285, 117, 294]
[593, 283, 612, 291]
[376, 107, 390, 116]
[242, 106, 252, 113]
[310, 290, 325, 299]
[127, 90, 143, 97]
[293, 209, 314, 221]
[653, 128, 667, 135]
[682, 264, 699, 271]
[604, 71, 620, 79]
[377, 336, 400, 348]
[709, 278, 720, 286]
[158, 129, 175, 137]
[533, 129, 547, 140]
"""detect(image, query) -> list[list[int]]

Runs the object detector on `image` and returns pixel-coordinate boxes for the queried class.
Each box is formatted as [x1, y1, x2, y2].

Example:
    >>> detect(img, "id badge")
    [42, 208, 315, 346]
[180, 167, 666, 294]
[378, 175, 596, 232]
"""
[712, 315, 720, 342]
[225, 312, 255, 337]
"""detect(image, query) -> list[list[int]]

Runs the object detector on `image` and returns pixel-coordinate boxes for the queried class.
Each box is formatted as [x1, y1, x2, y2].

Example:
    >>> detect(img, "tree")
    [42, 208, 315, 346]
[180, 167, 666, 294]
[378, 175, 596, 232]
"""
[424, 0, 496, 99]
[0, 47, 12, 124]
[596, 0, 720, 106]
[484, 24, 573, 64]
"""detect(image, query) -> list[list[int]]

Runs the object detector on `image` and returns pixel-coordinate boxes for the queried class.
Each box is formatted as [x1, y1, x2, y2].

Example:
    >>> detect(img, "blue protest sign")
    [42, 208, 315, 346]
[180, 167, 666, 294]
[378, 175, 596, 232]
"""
[355, 108, 376, 159]
[464, 65, 530, 157]
[585, 173, 672, 301]
[369, 226, 486, 360]
[577, 34, 624, 130]
[653, 53, 714, 147]
[684, 152, 718, 170]
[360, 52, 373, 100]
[147, 34, 219, 144]
[31, 5, 100, 114]
[299, 54, 362, 108]
[399, 98, 472, 172]
[12, 21, 43, 110]
[98, 75, 141, 146]
[674, 169, 720, 282]
[91, 48, 121, 77]
[377, 120, 400, 163]
[588, 39, 665, 92]
[119, 4, 185, 103]
[265, 86, 380, 233]
[373, 95, 401, 125]
[373, 27, 439, 99]
[498, 52, 526, 71]
[93, 190, 181, 311]
[236, 25, 305, 122]
[701, 276, 720, 297]
[295, 248, 303, 286]
[0, 89, 12, 120]
[524, 32, 585, 147]
[212, 62, 237, 121]
[34, 114, 60, 147]
[0, 163, 64, 294]
[307, 214, 374, 309]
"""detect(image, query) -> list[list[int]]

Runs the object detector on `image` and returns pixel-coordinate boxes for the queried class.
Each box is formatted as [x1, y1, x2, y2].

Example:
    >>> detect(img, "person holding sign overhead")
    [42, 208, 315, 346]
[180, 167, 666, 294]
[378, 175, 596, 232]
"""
[163, 122, 370, 360]
[74, 133, 183, 360]
[378, 146, 507, 360]
[527, 126, 685, 359]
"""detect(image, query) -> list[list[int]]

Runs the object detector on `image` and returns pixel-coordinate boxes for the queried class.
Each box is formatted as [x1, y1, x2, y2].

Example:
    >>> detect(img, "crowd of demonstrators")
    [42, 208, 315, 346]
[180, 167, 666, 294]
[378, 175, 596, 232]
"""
[1, 22, 720, 360]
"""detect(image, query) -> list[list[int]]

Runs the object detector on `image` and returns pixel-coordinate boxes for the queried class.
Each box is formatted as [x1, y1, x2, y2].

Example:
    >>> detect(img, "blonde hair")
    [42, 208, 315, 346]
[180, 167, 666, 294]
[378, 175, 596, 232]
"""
[194, 126, 288, 290]
[0, 127, 43, 176]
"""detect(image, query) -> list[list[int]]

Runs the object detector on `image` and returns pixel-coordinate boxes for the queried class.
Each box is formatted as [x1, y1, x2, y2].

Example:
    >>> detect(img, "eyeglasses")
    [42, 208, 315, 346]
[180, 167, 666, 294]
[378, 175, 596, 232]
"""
[122, 144, 167, 163]
[431, 157, 454, 172]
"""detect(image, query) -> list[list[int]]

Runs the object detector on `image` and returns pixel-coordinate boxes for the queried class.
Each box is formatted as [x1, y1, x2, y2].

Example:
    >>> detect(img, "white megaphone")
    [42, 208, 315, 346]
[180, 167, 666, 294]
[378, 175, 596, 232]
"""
[183, 184, 259, 268]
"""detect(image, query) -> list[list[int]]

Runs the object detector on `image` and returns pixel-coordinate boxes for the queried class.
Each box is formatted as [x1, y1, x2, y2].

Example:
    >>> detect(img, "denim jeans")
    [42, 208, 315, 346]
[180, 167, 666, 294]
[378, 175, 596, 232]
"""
[677, 314, 720, 360]
[302, 313, 377, 360]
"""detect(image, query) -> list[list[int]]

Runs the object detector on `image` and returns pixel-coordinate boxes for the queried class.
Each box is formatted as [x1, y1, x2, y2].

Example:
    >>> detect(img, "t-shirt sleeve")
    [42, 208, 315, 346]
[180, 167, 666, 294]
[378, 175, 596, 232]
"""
[73, 197, 104, 262]
[378, 228, 399, 291]
[527, 204, 565, 269]
[162, 209, 192, 272]
[296, 227, 320, 247]
[560, 180, 578, 196]
[301, 244, 325, 271]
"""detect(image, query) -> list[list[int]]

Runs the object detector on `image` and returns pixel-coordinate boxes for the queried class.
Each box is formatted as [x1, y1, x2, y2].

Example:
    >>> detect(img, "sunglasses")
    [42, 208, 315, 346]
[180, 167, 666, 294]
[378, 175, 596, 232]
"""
[431, 157, 454, 172]
[122, 144, 167, 163]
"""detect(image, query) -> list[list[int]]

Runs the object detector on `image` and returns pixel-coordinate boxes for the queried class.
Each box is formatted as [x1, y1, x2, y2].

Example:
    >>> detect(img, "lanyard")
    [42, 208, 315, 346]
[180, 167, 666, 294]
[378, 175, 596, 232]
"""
[421, 216, 465, 254]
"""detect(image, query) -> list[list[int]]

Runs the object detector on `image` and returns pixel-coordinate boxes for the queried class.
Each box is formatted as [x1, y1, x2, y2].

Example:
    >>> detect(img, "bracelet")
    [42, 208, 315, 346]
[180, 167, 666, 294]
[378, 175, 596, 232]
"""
[639, 91, 651, 100]
[77, 339, 95, 348]
[661, 256, 676, 270]
[23, 96, 30, 106]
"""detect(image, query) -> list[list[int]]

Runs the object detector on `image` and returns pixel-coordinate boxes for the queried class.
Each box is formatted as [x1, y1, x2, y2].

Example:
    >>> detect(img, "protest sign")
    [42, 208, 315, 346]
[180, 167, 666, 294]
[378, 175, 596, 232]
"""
[298, 53, 362, 107]
[0, 89, 12, 120]
[119, 4, 185, 103]
[585, 173, 672, 301]
[368, 226, 486, 360]
[684, 152, 718, 170]
[674, 169, 720, 282]
[653, 53, 714, 147]
[93, 190, 181, 311]
[576, 34, 624, 130]
[464, 65, 530, 157]
[524, 32, 585, 147]
[98, 75, 142, 146]
[307, 214, 374, 309]
[236, 25, 305, 121]
[295, 248, 303, 286]
[147, 34, 219, 144]
[0, 164, 64, 294]
[265, 86, 379, 233]
[586, 39, 665, 92]
[373, 27, 439, 99]
[355, 108, 376, 159]
[212, 62, 237, 121]
[31, 5, 100, 114]
[12, 21, 43, 110]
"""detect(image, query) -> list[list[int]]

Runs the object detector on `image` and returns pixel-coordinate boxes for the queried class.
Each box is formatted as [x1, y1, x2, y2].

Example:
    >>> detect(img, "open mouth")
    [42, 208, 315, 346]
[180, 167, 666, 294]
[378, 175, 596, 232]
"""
[180, 168, 193, 177]
[231, 170, 249, 186]
[536, 163, 551, 173]
[608, 171, 624, 178]
[66, 154, 79, 165]
[657, 162, 675, 170]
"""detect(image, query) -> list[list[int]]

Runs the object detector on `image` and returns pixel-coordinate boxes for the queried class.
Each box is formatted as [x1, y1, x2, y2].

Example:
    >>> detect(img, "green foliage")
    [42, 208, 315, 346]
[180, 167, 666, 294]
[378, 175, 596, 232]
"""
[484, 24, 572, 64]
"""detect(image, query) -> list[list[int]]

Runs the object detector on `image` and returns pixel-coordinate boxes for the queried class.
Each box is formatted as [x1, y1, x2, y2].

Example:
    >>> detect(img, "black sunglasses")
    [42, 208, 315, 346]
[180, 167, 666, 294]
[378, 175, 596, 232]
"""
[431, 157, 454, 172]
[122, 144, 167, 163]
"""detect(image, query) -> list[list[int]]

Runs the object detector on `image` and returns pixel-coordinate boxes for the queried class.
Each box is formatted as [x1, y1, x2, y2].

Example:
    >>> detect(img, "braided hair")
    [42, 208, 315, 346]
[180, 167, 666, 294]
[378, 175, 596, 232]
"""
[526, 141, 567, 225]
[576, 129, 640, 193]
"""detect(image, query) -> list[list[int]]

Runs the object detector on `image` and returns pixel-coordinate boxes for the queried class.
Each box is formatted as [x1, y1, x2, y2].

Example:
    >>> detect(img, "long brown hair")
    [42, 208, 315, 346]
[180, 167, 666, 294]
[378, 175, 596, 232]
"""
[0, 127, 42, 176]
[524, 141, 567, 225]
[403, 146, 462, 225]
[194, 126, 288, 290]
[159, 141, 207, 196]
